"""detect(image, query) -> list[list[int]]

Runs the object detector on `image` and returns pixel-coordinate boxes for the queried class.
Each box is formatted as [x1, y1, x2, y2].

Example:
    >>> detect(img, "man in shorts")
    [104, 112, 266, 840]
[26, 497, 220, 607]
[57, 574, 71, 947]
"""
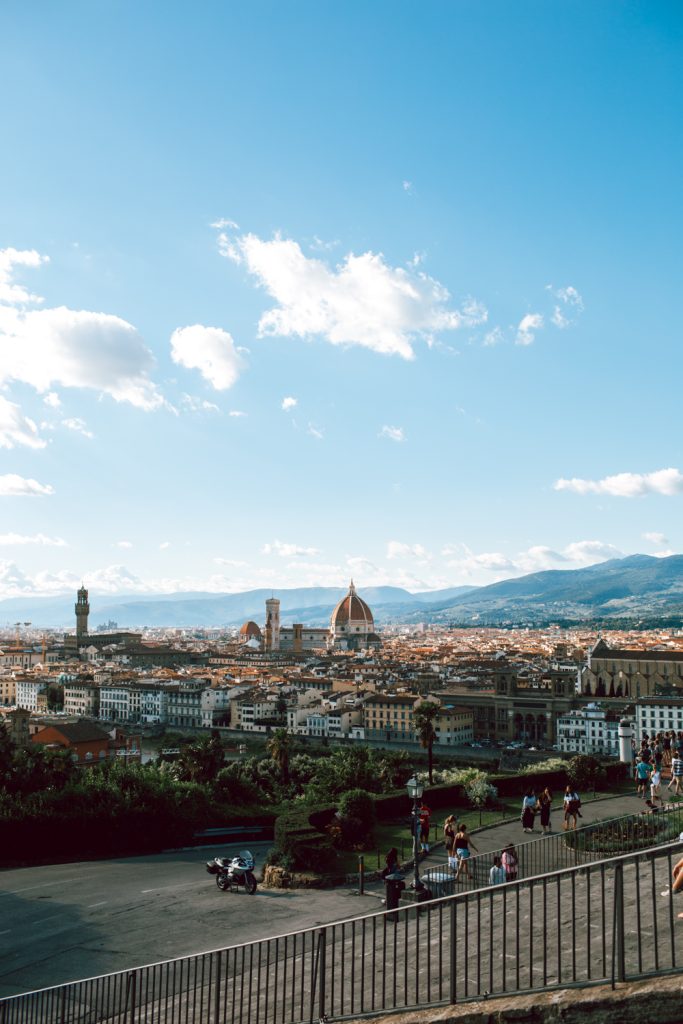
[635, 756, 652, 799]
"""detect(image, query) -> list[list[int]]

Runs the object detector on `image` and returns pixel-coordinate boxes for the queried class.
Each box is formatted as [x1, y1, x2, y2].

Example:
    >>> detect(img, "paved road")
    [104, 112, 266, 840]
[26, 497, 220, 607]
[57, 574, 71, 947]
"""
[0, 843, 379, 999]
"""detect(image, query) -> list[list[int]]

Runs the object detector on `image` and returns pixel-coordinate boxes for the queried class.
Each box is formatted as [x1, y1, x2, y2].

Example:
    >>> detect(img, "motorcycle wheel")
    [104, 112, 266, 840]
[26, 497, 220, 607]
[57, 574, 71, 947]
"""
[216, 873, 231, 891]
[244, 871, 257, 895]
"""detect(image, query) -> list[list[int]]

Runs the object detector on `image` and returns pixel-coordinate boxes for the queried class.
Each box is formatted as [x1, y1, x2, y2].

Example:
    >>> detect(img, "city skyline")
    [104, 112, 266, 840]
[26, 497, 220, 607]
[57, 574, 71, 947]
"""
[1, 2, 682, 599]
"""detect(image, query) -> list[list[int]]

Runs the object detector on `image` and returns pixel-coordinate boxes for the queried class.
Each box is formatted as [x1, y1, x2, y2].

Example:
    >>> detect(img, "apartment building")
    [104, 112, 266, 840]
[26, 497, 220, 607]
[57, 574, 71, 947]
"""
[0, 674, 16, 707]
[556, 703, 620, 756]
[15, 676, 46, 712]
[63, 681, 100, 718]
[635, 697, 683, 739]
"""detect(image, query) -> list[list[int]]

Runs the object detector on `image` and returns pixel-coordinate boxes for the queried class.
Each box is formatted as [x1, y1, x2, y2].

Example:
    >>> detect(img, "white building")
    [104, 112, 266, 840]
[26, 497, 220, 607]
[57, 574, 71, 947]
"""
[63, 681, 100, 718]
[636, 697, 683, 739]
[14, 677, 46, 711]
[556, 703, 620, 756]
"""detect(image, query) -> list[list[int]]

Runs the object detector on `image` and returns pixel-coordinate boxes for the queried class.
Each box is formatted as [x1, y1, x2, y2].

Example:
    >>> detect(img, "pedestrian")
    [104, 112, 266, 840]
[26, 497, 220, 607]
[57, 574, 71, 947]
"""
[444, 814, 457, 871]
[539, 788, 553, 834]
[419, 802, 432, 853]
[669, 750, 683, 796]
[489, 855, 506, 886]
[636, 756, 652, 799]
[563, 785, 581, 830]
[651, 765, 663, 806]
[501, 842, 518, 881]
[381, 847, 400, 878]
[663, 732, 673, 771]
[662, 851, 683, 919]
[521, 788, 538, 833]
[453, 823, 478, 882]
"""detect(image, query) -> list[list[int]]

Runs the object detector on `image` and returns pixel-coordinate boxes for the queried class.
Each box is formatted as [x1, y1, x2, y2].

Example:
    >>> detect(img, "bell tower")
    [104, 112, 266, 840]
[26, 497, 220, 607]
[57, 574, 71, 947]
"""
[75, 585, 89, 639]
[265, 597, 280, 652]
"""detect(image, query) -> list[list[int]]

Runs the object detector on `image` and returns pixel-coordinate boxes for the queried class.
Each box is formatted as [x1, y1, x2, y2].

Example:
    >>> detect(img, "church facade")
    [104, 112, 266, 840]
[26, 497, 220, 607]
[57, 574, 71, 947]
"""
[239, 581, 381, 654]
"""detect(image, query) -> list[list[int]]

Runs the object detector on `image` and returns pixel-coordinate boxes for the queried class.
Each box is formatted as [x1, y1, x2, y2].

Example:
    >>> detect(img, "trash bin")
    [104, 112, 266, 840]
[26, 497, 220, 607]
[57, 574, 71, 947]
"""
[384, 872, 406, 917]
[426, 871, 455, 899]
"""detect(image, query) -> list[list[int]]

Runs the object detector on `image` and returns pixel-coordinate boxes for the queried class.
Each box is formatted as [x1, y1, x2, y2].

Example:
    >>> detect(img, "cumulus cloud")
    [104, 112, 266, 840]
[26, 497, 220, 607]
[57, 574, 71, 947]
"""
[379, 425, 405, 442]
[228, 410, 247, 417]
[281, 396, 298, 411]
[0, 532, 66, 546]
[387, 541, 431, 561]
[0, 248, 49, 304]
[217, 228, 486, 360]
[62, 417, 94, 439]
[262, 539, 320, 558]
[551, 306, 570, 329]
[555, 468, 683, 498]
[43, 392, 61, 409]
[643, 531, 669, 546]
[443, 539, 622, 582]
[0, 474, 54, 497]
[0, 395, 46, 449]
[483, 326, 504, 347]
[117, 540, 133, 549]
[516, 313, 544, 346]
[555, 285, 584, 309]
[170, 325, 246, 391]
[159, 541, 171, 550]
[180, 394, 220, 414]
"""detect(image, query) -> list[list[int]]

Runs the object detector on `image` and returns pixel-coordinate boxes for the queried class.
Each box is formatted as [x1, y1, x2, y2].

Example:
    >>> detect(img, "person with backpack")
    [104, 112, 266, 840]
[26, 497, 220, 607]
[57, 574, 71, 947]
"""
[668, 750, 683, 796]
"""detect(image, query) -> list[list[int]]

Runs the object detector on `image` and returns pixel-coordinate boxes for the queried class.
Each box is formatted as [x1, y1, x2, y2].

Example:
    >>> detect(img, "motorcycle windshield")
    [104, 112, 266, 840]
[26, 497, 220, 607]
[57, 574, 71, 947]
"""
[239, 850, 254, 865]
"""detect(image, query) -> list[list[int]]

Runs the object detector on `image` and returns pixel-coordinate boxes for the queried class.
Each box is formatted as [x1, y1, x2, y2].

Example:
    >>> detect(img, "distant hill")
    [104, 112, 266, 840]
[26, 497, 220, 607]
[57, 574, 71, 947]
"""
[2, 556, 681, 628]
[406, 554, 683, 626]
[0, 584, 477, 629]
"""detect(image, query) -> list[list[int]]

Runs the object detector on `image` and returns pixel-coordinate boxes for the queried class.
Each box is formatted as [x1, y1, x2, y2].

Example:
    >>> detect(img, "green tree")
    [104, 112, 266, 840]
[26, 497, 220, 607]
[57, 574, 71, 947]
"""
[567, 754, 606, 791]
[175, 734, 224, 784]
[337, 788, 376, 848]
[413, 701, 439, 785]
[267, 728, 292, 785]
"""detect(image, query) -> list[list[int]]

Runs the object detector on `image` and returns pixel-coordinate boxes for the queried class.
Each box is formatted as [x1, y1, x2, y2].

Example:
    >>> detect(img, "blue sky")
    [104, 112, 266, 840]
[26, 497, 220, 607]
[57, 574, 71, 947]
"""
[0, 1, 681, 599]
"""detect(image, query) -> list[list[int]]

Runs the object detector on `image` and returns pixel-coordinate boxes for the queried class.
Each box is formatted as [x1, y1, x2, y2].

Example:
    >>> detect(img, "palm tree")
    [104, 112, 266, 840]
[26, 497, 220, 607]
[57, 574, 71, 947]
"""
[267, 727, 292, 785]
[413, 701, 439, 785]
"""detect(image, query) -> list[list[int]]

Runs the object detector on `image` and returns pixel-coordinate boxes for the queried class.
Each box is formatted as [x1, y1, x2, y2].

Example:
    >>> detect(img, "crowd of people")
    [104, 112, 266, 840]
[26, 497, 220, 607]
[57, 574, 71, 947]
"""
[633, 732, 683, 804]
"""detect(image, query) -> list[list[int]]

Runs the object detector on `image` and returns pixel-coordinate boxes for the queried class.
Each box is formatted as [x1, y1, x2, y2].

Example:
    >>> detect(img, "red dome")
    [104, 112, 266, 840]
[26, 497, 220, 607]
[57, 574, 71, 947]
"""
[240, 621, 262, 638]
[330, 581, 374, 630]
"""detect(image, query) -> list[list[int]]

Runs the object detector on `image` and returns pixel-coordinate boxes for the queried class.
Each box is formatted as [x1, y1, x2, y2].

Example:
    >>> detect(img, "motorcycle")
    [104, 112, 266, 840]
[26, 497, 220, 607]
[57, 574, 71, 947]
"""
[206, 850, 257, 895]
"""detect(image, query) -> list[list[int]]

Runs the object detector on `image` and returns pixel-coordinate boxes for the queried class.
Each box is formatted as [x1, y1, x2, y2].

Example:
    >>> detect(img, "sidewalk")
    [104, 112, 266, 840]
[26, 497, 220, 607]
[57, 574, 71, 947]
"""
[364, 786, 673, 897]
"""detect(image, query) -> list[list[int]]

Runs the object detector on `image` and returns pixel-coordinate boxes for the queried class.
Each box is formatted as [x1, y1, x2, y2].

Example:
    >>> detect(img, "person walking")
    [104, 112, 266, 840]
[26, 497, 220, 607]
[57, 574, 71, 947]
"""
[419, 802, 432, 853]
[539, 788, 553, 834]
[489, 855, 506, 886]
[381, 847, 400, 878]
[563, 786, 581, 830]
[669, 749, 683, 796]
[521, 788, 538, 833]
[636, 756, 652, 799]
[650, 765, 663, 806]
[444, 814, 457, 871]
[501, 842, 518, 881]
[453, 823, 478, 883]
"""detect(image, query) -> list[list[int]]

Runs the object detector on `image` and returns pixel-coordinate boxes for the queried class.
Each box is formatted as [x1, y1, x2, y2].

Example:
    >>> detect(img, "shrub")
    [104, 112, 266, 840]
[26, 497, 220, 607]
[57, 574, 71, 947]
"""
[567, 755, 606, 790]
[338, 788, 377, 849]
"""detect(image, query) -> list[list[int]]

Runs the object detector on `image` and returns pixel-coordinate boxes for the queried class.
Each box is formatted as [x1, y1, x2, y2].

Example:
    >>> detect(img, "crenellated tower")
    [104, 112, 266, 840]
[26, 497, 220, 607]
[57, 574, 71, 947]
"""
[75, 585, 90, 638]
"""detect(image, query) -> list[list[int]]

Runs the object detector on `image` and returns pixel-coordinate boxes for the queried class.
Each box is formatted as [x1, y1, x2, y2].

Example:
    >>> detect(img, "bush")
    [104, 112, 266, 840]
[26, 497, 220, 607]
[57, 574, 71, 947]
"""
[337, 788, 376, 849]
[567, 755, 606, 790]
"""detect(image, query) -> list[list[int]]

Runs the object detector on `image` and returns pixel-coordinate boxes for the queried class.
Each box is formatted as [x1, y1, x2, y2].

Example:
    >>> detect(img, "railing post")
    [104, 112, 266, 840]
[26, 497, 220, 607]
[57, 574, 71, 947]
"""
[213, 951, 222, 1024]
[358, 854, 365, 895]
[449, 899, 457, 1004]
[318, 928, 327, 1023]
[125, 971, 137, 1024]
[611, 862, 626, 986]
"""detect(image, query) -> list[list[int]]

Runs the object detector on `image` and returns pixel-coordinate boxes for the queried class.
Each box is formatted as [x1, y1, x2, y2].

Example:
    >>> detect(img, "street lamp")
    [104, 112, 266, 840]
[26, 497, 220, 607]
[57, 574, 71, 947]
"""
[406, 774, 424, 891]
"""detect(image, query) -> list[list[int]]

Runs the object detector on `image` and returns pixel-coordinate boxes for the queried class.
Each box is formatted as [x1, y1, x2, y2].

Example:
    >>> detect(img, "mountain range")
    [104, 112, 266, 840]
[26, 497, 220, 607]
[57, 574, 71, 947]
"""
[1, 554, 681, 629]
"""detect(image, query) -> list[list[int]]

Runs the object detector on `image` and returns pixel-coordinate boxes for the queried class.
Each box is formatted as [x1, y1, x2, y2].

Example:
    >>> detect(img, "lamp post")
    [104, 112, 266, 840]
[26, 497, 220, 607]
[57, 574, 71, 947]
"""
[406, 774, 424, 891]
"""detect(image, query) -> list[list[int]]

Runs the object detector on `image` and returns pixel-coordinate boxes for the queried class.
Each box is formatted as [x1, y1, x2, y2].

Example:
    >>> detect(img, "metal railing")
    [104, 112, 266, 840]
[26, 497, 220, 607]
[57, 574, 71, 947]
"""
[2, 842, 682, 1024]
[424, 803, 683, 896]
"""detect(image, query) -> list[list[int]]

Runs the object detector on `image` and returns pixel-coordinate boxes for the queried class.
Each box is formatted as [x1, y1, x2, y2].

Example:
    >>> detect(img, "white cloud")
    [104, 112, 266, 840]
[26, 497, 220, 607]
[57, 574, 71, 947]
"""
[210, 218, 240, 230]
[62, 417, 94, 439]
[0, 532, 66, 546]
[228, 410, 247, 417]
[0, 248, 49, 304]
[170, 324, 246, 391]
[214, 557, 248, 567]
[379, 425, 405, 442]
[555, 468, 683, 498]
[281, 396, 298, 411]
[159, 541, 171, 550]
[43, 392, 61, 409]
[643, 531, 669, 546]
[0, 395, 46, 449]
[551, 306, 570, 329]
[555, 285, 584, 309]
[307, 423, 324, 439]
[180, 394, 220, 413]
[515, 313, 544, 346]
[262, 539, 320, 558]
[117, 540, 133, 549]
[0, 474, 54, 496]
[483, 326, 504, 347]
[402, 180, 414, 193]
[387, 541, 431, 561]
[0, 304, 164, 410]
[217, 228, 486, 360]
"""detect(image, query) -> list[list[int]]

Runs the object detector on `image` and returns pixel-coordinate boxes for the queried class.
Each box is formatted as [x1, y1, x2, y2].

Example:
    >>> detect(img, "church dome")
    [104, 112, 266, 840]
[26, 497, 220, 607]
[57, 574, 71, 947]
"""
[330, 581, 374, 631]
[240, 620, 262, 638]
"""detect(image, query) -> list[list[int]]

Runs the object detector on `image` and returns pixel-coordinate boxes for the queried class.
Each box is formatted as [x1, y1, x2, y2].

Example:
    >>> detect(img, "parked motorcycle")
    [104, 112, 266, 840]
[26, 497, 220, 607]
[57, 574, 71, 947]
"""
[206, 850, 257, 895]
